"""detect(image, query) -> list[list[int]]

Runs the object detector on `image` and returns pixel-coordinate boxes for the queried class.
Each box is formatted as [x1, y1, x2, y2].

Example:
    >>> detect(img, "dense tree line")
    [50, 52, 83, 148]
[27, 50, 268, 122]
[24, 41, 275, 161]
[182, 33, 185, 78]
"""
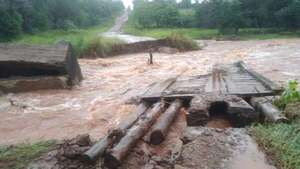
[130, 0, 300, 33]
[0, 0, 124, 39]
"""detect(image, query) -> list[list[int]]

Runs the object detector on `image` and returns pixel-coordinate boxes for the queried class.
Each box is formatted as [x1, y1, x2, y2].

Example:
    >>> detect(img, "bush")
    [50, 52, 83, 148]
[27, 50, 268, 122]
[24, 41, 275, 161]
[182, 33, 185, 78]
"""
[0, 9, 22, 40]
[81, 36, 124, 58]
[274, 80, 300, 110]
[165, 33, 199, 51]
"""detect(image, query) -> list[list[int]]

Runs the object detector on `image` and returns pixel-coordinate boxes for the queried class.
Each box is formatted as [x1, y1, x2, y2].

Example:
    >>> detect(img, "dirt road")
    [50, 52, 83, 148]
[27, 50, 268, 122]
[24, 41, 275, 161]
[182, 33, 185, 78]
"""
[102, 11, 155, 43]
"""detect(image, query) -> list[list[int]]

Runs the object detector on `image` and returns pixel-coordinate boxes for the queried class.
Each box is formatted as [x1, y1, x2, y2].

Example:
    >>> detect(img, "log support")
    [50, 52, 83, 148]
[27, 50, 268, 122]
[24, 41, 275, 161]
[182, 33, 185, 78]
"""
[104, 102, 165, 169]
[148, 99, 183, 145]
[83, 102, 150, 162]
[250, 97, 288, 123]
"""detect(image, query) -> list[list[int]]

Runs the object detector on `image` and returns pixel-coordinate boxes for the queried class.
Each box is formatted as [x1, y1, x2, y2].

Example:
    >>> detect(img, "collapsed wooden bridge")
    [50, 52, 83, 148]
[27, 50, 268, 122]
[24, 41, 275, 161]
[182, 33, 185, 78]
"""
[84, 61, 285, 169]
[0, 42, 83, 93]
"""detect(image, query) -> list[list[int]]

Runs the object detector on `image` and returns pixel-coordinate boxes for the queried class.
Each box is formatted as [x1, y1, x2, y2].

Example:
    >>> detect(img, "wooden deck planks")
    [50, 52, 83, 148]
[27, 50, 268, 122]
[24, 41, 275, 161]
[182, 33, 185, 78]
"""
[141, 61, 282, 101]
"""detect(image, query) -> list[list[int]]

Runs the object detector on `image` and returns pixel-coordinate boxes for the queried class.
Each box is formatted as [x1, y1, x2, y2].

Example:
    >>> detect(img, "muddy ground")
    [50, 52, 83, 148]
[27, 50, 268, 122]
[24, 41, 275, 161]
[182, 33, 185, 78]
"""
[1, 39, 300, 169]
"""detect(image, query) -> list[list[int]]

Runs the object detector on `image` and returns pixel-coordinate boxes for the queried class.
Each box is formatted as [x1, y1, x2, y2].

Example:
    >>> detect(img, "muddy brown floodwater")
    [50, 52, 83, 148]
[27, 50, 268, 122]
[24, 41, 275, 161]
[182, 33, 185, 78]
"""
[0, 39, 300, 169]
[0, 39, 299, 146]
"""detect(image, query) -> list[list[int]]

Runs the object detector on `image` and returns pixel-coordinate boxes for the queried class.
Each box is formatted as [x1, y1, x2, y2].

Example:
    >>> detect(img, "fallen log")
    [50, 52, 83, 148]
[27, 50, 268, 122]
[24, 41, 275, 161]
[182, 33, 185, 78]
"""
[104, 102, 165, 169]
[83, 102, 150, 162]
[149, 99, 183, 145]
[250, 97, 288, 123]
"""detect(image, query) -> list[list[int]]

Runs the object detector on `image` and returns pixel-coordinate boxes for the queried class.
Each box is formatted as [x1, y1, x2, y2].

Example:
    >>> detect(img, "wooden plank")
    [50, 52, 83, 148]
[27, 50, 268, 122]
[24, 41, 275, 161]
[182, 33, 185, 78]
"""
[142, 94, 194, 102]
[142, 78, 177, 98]
[237, 61, 283, 93]
[205, 70, 227, 94]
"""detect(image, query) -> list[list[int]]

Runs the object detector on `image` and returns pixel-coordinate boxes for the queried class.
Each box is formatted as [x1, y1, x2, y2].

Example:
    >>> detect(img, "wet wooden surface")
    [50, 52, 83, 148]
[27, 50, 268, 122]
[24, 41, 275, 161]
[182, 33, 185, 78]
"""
[142, 62, 282, 101]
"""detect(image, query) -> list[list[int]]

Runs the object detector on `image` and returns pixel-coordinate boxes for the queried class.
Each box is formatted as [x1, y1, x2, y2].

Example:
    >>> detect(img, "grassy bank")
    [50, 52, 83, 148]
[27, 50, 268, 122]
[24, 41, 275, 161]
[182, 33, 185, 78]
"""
[0, 141, 56, 169]
[250, 122, 300, 169]
[7, 18, 124, 58]
[250, 81, 300, 169]
[123, 25, 300, 40]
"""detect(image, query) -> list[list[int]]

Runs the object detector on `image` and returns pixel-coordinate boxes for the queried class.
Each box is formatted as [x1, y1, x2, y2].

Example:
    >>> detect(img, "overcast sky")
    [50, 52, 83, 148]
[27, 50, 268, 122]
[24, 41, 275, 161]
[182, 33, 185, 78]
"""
[121, 0, 198, 8]
[122, 0, 133, 8]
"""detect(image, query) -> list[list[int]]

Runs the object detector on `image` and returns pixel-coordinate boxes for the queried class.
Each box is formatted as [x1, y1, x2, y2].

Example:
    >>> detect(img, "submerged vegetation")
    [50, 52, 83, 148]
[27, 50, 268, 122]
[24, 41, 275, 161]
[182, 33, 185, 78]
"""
[251, 81, 300, 169]
[0, 141, 56, 169]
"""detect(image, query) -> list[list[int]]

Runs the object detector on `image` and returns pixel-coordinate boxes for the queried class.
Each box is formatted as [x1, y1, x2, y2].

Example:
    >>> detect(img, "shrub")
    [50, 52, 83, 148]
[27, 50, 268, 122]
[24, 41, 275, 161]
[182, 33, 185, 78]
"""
[274, 80, 300, 110]
[0, 9, 22, 40]
[165, 33, 199, 51]
[81, 36, 124, 58]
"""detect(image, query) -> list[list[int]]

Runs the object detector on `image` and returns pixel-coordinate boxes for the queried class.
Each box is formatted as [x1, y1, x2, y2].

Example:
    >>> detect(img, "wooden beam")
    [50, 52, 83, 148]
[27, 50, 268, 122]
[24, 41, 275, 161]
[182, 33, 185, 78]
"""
[237, 61, 283, 93]
[83, 102, 150, 162]
[104, 102, 165, 169]
[250, 97, 288, 123]
[148, 99, 183, 145]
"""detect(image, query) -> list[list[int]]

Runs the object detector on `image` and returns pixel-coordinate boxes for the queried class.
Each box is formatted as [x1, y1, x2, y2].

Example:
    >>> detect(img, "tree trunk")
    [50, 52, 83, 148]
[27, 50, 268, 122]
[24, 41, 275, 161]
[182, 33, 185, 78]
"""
[83, 102, 150, 162]
[250, 97, 288, 123]
[148, 99, 183, 145]
[104, 102, 165, 169]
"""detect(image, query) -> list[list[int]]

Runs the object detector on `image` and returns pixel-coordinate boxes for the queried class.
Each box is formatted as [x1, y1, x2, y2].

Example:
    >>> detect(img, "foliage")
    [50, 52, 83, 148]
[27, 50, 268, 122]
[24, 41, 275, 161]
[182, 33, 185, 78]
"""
[82, 37, 124, 58]
[177, 9, 197, 27]
[165, 33, 199, 50]
[0, 0, 124, 39]
[129, 0, 300, 34]
[250, 122, 300, 169]
[13, 21, 115, 57]
[0, 141, 56, 169]
[274, 80, 300, 110]
[123, 25, 300, 40]
[131, 0, 180, 28]
[0, 9, 23, 40]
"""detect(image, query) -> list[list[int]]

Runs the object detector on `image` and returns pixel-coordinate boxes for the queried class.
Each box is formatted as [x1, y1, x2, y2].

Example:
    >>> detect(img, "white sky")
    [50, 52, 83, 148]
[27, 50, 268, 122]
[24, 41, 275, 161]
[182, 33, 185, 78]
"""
[121, 0, 198, 8]
[122, 0, 133, 8]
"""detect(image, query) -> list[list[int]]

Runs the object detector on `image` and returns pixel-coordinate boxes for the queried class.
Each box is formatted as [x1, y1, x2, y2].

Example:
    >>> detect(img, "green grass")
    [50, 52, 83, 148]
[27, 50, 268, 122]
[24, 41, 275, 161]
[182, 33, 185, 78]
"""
[123, 25, 219, 39]
[7, 18, 122, 57]
[0, 141, 56, 169]
[13, 20, 113, 45]
[165, 33, 199, 50]
[123, 25, 300, 40]
[82, 36, 124, 58]
[249, 81, 300, 169]
[250, 122, 300, 169]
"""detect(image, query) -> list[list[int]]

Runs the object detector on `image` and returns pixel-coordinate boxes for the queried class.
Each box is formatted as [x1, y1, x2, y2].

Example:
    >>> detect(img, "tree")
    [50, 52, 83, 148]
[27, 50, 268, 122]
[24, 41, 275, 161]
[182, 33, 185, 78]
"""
[131, 0, 180, 28]
[0, 8, 22, 39]
[0, 0, 125, 40]
[179, 0, 192, 8]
